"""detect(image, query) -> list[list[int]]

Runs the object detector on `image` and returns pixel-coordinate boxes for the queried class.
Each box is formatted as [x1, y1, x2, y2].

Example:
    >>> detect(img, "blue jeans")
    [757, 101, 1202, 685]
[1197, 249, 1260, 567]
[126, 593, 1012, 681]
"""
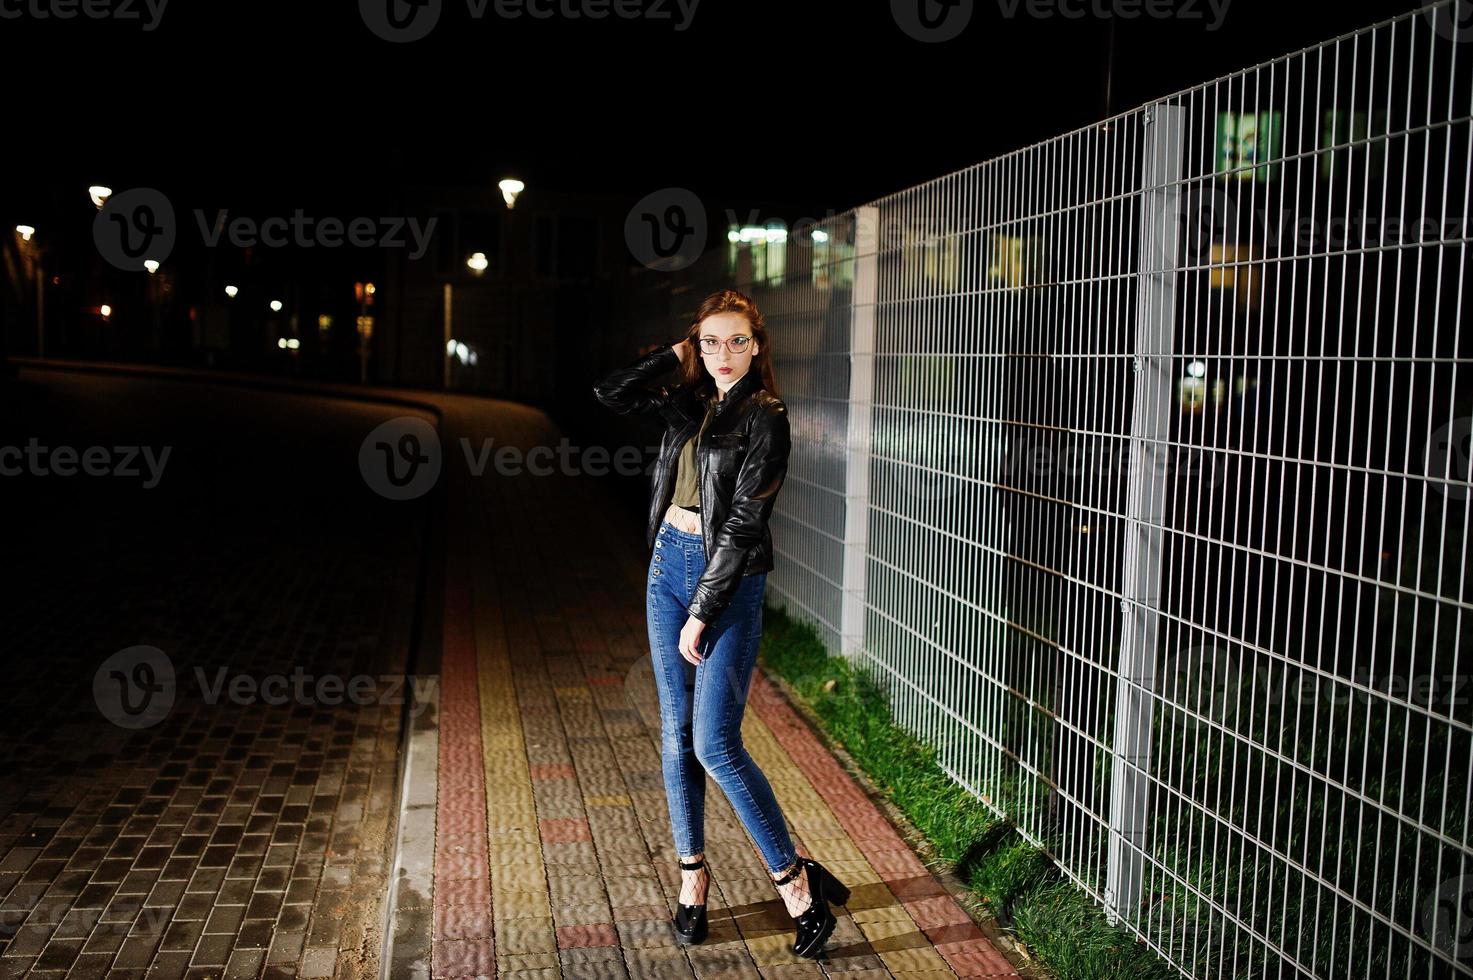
[646, 520, 798, 876]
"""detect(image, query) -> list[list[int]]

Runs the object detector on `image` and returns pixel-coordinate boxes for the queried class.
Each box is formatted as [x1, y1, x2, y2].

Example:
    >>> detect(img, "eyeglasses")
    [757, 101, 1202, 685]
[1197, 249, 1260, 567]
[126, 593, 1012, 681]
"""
[698, 336, 753, 355]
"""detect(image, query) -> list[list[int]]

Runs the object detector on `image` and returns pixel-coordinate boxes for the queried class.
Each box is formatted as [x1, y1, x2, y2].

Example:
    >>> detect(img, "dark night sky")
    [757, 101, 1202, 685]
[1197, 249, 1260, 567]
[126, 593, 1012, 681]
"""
[5, 0, 1432, 216]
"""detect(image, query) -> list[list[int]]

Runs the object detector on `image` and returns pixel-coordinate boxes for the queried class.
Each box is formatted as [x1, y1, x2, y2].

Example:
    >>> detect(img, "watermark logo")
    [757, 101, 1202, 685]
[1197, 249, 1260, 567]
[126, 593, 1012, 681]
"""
[94, 187, 177, 271]
[1425, 0, 1473, 43]
[994, 0, 1230, 30]
[360, 417, 443, 501]
[620, 606, 765, 727]
[1161, 662, 1469, 716]
[853, 210, 956, 255]
[625, 188, 707, 272]
[1, 895, 173, 940]
[93, 646, 438, 727]
[360, 0, 443, 42]
[0, 438, 172, 487]
[1163, 189, 1470, 262]
[94, 645, 175, 729]
[359, 0, 700, 43]
[94, 187, 438, 270]
[1426, 416, 1471, 501]
[1158, 642, 1240, 724]
[461, 436, 654, 480]
[0, 0, 169, 30]
[1419, 874, 1473, 963]
[1169, 182, 1240, 268]
[891, 415, 967, 502]
[891, 0, 974, 42]
[998, 434, 1225, 490]
[358, 417, 661, 500]
[874, 428, 1225, 508]
[194, 666, 437, 718]
[1323, 673, 1471, 710]
[195, 209, 437, 259]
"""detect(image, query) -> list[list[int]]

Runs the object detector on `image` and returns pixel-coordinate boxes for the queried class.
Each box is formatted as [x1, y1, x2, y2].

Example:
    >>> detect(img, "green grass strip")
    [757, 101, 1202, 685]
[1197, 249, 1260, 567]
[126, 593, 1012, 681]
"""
[759, 603, 1176, 980]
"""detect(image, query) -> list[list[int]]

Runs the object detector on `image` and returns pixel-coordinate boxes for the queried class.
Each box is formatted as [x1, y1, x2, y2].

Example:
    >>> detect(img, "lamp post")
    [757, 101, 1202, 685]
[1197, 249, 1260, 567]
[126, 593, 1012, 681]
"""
[499, 177, 523, 282]
[15, 226, 44, 358]
[439, 179, 521, 392]
[443, 280, 453, 389]
[446, 251, 490, 390]
[354, 282, 375, 385]
[144, 260, 163, 352]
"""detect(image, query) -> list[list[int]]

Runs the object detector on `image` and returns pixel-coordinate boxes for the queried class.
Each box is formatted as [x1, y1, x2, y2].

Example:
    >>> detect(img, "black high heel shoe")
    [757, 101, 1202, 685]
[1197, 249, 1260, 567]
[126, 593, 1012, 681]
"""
[672, 856, 710, 945]
[773, 857, 851, 959]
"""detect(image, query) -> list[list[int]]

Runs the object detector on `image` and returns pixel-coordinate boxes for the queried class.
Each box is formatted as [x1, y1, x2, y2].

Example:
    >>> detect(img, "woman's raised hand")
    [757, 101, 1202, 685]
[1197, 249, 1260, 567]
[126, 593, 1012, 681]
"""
[673, 338, 695, 371]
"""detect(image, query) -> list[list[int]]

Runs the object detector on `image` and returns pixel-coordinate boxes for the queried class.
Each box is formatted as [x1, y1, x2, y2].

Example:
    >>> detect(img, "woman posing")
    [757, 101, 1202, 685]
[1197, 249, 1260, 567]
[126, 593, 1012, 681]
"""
[592, 288, 850, 959]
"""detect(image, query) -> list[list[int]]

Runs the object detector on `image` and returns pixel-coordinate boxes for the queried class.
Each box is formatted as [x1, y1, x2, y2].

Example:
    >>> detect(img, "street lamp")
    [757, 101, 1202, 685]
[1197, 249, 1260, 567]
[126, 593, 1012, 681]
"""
[88, 186, 113, 209]
[143, 262, 166, 347]
[498, 178, 524, 209]
[14, 226, 43, 356]
[224, 285, 238, 299]
[270, 300, 283, 312]
[352, 281, 377, 385]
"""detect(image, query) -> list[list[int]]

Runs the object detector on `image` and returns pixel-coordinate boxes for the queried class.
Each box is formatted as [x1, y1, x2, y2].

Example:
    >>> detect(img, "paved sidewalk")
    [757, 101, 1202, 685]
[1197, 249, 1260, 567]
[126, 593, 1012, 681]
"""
[0, 362, 1026, 979]
[396, 399, 1025, 979]
[0, 364, 433, 980]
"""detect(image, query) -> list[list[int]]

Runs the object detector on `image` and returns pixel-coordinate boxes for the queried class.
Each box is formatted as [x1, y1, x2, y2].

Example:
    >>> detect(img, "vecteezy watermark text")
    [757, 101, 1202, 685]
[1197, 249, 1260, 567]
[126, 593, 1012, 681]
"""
[195, 209, 437, 260]
[0, 438, 171, 488]
[890, 0, 1228, 42]
[359, 0, 701, 43]
[1, 895, 172, 940]
[359, 416, 661, 500]
[995, 0, 1230, 29]
[0, 0, 168, 30]
[93, 187, 439, 271]
[94, 645, 437, 728]
[194, 666, 436, 717]
[622, 192, 849, 274]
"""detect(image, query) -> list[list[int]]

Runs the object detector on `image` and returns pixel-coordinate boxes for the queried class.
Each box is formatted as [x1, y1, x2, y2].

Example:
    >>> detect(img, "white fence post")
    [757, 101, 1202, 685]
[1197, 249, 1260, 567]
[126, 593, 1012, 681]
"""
[1105, 102, 1184, 926]
[840, 205, 879, 662]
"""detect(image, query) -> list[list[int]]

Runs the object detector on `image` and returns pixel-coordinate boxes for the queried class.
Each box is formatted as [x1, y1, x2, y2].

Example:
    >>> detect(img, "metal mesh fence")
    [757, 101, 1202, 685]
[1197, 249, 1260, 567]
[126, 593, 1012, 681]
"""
[608, 5, 1472, 975]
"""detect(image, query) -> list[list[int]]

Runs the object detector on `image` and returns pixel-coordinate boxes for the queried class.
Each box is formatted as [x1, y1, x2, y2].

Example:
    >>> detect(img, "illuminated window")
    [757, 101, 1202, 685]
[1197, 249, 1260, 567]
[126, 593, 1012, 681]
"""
[1320, 109, 1388, 180]
[1216, 111, 1283, 183]
[1208, 242, 1262, 310]
[724, 222, 788, 285]
[986, 234, 1044, 287]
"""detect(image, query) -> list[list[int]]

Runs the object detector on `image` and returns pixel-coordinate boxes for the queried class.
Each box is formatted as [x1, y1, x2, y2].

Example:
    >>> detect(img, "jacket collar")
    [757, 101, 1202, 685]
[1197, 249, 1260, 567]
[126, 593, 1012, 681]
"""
[697, 367, 762, 417]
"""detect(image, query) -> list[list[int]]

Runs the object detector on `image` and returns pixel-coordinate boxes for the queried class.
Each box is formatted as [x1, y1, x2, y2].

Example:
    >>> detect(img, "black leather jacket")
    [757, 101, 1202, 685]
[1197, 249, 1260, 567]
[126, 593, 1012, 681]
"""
[592, 342, 790, 626]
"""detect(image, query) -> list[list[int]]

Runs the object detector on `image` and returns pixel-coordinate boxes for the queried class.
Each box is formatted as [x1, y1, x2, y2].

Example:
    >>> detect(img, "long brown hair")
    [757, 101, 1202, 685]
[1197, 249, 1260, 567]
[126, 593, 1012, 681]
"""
[677, 288, 780, 399]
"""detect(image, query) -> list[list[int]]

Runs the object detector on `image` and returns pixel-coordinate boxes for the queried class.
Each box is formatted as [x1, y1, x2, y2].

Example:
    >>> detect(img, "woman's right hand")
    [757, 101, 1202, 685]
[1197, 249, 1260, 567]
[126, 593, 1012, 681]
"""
[673, 338, 695, 371]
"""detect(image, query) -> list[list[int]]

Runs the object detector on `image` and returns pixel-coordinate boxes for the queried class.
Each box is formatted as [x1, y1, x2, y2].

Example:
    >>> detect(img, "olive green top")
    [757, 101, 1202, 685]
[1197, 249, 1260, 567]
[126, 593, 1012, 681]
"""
[670, 399, 717, 508]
